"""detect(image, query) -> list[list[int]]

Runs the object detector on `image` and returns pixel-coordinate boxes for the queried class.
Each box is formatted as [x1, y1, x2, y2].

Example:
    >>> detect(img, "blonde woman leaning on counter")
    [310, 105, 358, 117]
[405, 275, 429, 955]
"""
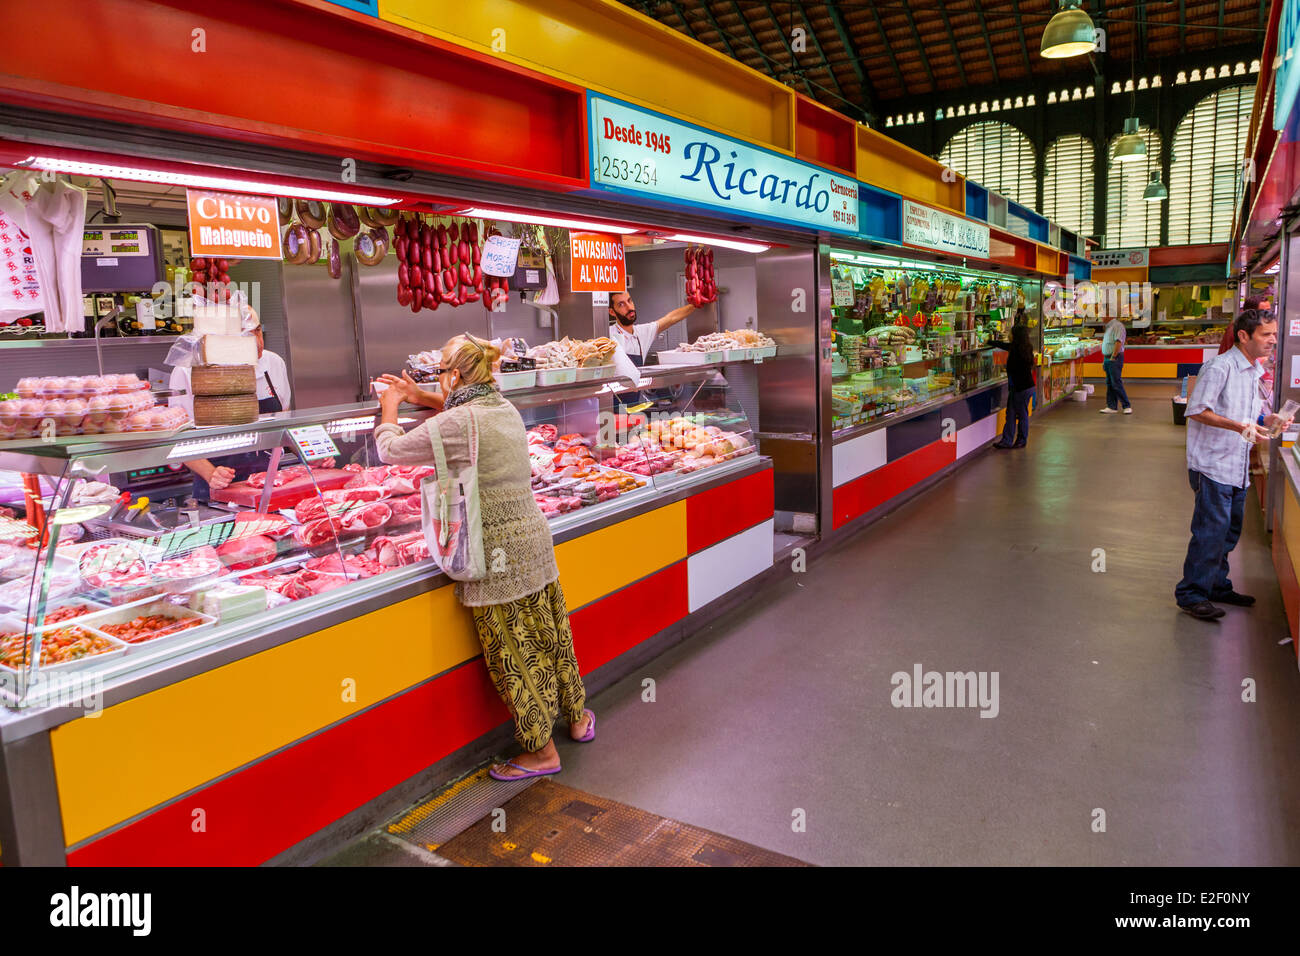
[374, 334, 595, 780]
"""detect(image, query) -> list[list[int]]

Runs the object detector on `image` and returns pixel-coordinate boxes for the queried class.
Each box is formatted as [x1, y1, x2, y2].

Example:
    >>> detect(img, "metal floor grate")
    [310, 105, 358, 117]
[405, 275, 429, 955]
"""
[385, 768, 540, 853]
[433, 779, 811, 867]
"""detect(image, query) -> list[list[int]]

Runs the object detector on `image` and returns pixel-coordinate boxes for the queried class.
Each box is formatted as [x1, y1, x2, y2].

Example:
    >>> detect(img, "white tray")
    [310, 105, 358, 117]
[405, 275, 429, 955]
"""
[77, 598, 217, 649]
[751, 345, 777, 359]
[494, 369, 537, 390]
[575, 364, 616, 382]
[536, 367, 578, 385]
[0, 615, 129, 675]
[722, 348, 750, 362]
[655, 349, 724, 365]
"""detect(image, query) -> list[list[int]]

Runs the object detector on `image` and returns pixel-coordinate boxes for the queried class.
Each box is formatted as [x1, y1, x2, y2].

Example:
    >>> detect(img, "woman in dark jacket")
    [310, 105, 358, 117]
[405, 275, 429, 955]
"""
[990, 324, 1037, 449]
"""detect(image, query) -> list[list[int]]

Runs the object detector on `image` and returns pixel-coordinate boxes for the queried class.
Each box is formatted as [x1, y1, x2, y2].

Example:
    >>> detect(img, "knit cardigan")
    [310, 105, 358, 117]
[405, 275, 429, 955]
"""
[374, 391, 559, 606]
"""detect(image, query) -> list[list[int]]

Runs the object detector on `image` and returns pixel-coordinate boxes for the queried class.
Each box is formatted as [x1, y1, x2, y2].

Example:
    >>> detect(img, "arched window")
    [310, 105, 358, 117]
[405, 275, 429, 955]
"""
[1167, 85, 1255, 244]
[939, 121, 1036, 208]
[1106, 125, 1161, 247]
[1043, 136, 1095, 236]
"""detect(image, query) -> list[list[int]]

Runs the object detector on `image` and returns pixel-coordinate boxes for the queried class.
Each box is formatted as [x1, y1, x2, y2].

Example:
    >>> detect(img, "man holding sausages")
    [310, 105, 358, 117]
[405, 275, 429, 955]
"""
[607, 291, 696, 367]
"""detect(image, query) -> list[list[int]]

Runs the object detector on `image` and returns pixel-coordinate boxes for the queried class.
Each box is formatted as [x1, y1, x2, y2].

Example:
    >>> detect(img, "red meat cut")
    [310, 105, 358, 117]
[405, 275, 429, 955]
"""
[216, 534, 277, 571]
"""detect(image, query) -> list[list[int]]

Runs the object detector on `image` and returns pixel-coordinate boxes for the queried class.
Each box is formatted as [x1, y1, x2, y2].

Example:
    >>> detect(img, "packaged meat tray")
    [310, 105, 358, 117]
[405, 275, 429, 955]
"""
[210, 468, 354, 509]
[77, 600, 216, 647]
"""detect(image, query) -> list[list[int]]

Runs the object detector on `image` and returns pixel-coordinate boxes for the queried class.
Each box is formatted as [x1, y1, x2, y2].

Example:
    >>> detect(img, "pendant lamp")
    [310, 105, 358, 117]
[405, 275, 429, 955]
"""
[1040, 0, 1097, 59]
[1142, 171, 1168, 201]
[1114, 117, 1147, 163]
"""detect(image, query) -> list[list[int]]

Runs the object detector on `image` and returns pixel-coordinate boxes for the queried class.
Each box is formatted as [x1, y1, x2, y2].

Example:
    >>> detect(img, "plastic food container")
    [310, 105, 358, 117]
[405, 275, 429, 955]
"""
[574, 365, 612, 382]
[656, 349, 725, 365]
[0, 619, 128, 676]
[15, 378, 39, 399]
[150, 553, 224, 593]
[536, 367, 578, 386]
[494, 369, 537, 390]
[60, 399, 88, 433]
[77, 599, 216, 647]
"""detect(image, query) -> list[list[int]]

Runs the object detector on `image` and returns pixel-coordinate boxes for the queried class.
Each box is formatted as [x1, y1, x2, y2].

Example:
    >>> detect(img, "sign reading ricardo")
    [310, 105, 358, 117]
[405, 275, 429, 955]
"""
[902, 201, 990, 259]
[187, 189, 282, 259]
[589, 93, 859, 234]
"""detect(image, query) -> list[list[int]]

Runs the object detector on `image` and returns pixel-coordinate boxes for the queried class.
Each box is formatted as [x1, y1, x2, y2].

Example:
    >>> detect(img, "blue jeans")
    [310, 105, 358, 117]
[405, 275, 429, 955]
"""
[1001, 387, 1034, 445]
[1103, 355, 1131, 410]
[1174, 469, 1246, 606]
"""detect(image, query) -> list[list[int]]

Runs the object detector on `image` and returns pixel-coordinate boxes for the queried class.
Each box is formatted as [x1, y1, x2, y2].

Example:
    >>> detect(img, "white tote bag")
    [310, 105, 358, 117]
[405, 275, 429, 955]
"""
[420, 409, 486, 581]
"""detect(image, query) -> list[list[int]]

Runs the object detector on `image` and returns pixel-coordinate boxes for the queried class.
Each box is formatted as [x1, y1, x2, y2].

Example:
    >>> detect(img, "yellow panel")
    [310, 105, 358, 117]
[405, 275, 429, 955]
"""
[555, 501, 686, 609]
[856, 127, 964, 211]
[379, 0, 795, 152]
[51, 584, 481, 846]
[1082, 363, 1105, 377]
[1090, 266, 1148, 284]
[1126, 363, 1177, 379]
[1283, 480, 1300, 593]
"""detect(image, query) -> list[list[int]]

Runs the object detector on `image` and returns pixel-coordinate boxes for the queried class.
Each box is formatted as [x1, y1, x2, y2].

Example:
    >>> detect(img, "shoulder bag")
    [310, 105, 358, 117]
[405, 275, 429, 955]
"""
[420, 408, 486, 581]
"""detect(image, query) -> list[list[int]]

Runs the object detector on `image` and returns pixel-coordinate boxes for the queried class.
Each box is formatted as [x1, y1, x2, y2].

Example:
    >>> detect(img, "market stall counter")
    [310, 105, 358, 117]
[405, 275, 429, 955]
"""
[0, 367, 775, 866]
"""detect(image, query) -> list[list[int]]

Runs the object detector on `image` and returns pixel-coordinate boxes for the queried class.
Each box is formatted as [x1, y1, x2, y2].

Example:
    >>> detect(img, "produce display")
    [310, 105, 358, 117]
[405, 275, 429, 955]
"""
[526, 336, 617, 369]
[684, 246, 717, 306]
[679, 329, 776, 352]
[0, 627, 119, 669]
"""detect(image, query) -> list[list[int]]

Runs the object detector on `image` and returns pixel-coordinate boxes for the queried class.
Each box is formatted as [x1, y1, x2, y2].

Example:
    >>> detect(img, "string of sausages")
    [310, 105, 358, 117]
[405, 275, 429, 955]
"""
[685, 245, 717, 306]
[395, 216, 509, 314]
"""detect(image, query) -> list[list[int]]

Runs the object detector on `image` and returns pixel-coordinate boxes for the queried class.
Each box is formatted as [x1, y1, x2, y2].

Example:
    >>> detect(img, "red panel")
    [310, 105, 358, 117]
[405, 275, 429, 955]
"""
[0, 0, 587, 190]
[1125, 348, 1206, 364]
[832, 439, 955, 530]
[686, 469, 774, 554]
[66, 660, 510, 866]
[570, 561, 689, 674]
[1149, 243, 1229, 267]
[794, 97, 855, 175]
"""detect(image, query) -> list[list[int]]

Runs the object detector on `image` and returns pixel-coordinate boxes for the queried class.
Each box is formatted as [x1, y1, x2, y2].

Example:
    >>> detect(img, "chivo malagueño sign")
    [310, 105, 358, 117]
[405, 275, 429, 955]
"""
[588, 93, 859, 234]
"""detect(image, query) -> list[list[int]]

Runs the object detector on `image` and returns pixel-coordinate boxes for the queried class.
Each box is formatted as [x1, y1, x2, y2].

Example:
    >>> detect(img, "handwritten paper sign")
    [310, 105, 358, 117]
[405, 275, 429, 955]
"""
[480, 235, 521, 278]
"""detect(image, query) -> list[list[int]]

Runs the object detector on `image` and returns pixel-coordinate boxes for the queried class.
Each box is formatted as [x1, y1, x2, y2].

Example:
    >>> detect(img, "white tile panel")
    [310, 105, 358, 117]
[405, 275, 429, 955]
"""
[687, 518, 774, 612]
[956, 415, 998, 458]
[832, 428, 888, 487]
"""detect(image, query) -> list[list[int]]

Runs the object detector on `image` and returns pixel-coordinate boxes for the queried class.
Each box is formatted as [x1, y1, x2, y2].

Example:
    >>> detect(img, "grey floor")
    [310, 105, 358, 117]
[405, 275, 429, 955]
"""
[330, 392, 1300, 866]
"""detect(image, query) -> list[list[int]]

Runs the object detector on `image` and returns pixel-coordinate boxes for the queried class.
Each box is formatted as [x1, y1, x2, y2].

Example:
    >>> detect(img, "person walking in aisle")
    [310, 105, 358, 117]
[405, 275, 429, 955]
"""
[1175, 308, 1293, 621]
[1100, 315, 1132, 414]
[990, 324, 1036, 449]
[375, 334, 595, 778]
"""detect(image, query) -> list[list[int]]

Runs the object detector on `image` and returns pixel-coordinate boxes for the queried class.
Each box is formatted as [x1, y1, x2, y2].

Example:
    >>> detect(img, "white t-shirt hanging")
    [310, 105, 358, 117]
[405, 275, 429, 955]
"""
[609, 320, 658, 359]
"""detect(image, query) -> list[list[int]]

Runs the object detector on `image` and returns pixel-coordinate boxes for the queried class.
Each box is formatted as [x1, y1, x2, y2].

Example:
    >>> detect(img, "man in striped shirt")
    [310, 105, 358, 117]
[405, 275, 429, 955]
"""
[1175, 308, 1290, 620]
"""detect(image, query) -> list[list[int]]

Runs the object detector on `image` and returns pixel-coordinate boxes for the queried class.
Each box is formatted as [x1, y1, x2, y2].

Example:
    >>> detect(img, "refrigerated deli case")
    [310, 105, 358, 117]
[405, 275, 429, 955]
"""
[0, 367, 774, 865]
[824, 247, 1040, 531]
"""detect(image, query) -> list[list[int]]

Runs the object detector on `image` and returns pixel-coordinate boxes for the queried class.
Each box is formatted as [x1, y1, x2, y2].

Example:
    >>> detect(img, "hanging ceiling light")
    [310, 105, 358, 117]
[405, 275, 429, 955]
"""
[1040, 0, 1096, 59]
[1114, 117, 1147, 163]
[1142, 171, 1168, 202]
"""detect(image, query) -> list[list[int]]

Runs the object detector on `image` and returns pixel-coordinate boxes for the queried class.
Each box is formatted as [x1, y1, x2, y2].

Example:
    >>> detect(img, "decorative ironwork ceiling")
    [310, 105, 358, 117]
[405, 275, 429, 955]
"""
[620, 1, 1268, 121]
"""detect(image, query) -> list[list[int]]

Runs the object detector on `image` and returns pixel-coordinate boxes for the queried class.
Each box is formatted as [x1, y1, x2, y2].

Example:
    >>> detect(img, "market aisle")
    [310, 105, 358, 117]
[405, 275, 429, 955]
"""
[532, 393, 1300, 866]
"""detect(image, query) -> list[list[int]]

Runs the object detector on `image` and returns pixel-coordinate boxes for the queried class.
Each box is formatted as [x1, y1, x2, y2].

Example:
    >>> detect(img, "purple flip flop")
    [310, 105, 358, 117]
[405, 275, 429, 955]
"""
[575, 708, 596, 742]
[489, 760, 561, 781]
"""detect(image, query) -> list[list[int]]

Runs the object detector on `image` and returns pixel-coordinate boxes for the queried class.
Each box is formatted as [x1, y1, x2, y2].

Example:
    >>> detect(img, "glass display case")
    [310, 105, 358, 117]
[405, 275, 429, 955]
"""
[0, 367, 758, 708]
[827, 250, 1041, 433]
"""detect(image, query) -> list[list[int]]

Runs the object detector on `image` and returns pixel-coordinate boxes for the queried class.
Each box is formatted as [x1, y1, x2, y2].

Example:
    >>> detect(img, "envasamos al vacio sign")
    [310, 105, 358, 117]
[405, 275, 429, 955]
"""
[589, 94, 859, 234]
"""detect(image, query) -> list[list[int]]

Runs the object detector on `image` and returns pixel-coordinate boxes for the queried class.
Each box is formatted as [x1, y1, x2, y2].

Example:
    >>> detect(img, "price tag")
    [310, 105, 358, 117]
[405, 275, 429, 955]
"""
[831, 274, 854, 307]
[481, 235, 522, 278]
[1291, 355, 1300, 389]
[1289, 318, 1300, 338]
[287, 425, 340, 464]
